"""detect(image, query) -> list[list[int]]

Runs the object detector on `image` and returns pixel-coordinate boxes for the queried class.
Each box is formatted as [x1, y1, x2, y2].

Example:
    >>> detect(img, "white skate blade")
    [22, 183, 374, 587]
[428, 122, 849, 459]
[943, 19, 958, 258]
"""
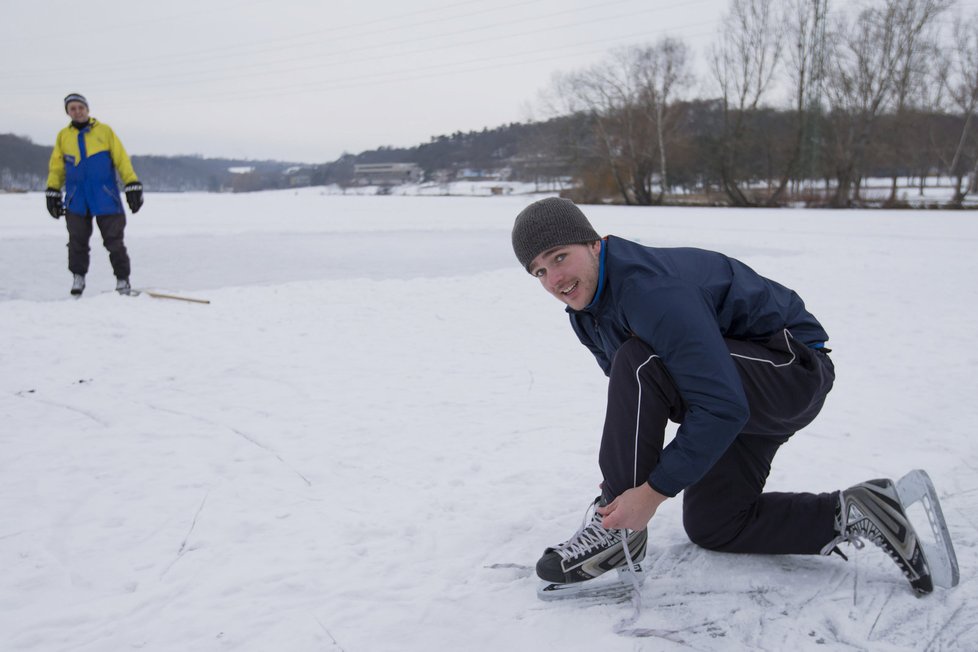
[537, 565, 646, 602]
[896, 469, 960, 588]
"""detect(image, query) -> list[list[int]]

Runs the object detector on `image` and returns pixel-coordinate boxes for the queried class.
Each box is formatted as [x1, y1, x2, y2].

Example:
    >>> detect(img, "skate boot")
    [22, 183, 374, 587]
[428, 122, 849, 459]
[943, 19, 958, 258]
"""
[536, 496, 647, 588]
[822, 478, 933, 595]
[116, 277, 132, 295]
[71, 274, 85, 296]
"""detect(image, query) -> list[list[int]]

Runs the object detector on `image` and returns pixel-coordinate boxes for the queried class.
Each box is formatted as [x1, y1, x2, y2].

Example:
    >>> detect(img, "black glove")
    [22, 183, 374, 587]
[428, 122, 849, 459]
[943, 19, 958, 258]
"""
[45, 188, 63, 219]
[124, 182, 144, 213]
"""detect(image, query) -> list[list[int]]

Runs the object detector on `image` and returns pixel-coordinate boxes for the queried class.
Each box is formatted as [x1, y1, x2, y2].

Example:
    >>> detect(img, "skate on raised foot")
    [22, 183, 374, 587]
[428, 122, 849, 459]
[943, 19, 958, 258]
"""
[115, 277, 132, 295]
[536, 496, 648, 601]
[895, 469, 959, 589]
[71, 273, 85, 296]
[822, 476, 935, 595]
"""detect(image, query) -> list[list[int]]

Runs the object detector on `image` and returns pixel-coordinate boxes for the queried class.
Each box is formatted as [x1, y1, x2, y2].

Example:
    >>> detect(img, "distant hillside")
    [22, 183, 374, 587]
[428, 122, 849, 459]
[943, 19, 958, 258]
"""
[0, 134, 51, 190]
[312, 115, 585, 187]
[2, 116, 585, 193]
[0, 133, 305, 192]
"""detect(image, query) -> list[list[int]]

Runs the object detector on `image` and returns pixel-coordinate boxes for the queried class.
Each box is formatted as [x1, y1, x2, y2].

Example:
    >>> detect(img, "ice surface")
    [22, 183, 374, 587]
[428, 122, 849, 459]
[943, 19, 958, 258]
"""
[1, 189, 976, 651]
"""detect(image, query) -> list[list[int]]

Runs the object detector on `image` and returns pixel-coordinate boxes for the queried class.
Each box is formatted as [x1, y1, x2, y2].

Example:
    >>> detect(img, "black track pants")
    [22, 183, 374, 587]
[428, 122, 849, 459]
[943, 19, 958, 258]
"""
[66, 212, 130, 279]
[598, 333, 839, 555]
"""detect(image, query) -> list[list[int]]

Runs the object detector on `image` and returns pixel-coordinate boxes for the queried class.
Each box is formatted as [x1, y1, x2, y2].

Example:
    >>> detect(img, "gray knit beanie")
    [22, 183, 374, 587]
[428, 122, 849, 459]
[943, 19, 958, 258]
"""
[64, 93, 88, 113]
[512, 197, 600, 272]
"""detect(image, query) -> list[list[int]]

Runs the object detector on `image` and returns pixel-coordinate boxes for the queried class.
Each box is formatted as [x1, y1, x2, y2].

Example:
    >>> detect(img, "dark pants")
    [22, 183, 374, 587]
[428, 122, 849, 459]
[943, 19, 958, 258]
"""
[599, 333, 839, 555]
[66, 211, 130, 279]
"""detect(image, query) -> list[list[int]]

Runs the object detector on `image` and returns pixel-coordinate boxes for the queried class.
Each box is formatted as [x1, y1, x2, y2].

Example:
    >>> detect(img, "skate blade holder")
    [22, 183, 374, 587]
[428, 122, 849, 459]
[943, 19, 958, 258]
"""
[896, 469, 960, 589]
[537, 564, 647, 602]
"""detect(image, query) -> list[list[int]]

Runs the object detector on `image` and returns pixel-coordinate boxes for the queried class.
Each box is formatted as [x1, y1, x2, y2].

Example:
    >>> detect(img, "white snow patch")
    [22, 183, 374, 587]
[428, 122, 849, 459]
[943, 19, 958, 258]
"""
[1, 191, 976, 651]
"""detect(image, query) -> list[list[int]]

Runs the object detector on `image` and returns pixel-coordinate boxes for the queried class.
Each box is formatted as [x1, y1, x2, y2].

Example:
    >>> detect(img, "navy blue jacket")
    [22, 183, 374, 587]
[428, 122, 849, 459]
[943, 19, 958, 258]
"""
[569, 236, 828, 497]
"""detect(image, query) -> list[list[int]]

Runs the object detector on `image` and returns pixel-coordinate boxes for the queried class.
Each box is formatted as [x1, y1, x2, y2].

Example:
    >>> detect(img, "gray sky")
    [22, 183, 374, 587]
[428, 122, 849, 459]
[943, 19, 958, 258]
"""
[3, 0, 729, 163]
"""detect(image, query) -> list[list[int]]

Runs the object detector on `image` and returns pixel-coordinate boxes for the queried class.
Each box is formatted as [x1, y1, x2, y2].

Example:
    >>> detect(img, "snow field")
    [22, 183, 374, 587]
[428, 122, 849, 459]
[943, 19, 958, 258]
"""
[1, 190, 976, 650]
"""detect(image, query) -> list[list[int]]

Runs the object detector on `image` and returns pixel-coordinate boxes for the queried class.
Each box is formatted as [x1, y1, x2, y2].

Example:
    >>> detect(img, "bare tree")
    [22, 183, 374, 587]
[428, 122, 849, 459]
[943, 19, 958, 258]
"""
[884, 0, 952, 204]
[823, 2, 899, 206]
[777, 0, 829, 203]
[711, 0, 784, 206]
[556, 53, 647, 204]
[944, 12, 978, 203]
[551, 40, 692, 205]
[823, 0, 950, 207]
[634, 38, 694, 201]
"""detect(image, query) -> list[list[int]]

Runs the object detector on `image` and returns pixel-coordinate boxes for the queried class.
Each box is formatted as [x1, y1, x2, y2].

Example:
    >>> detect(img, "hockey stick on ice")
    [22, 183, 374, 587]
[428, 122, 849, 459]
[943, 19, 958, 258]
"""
[138, 290, 211, 304]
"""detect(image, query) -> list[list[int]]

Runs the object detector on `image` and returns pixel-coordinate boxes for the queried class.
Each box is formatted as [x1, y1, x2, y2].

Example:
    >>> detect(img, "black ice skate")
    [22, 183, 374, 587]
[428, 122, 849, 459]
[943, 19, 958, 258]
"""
[536, 496, 648, 601]
[823, 473, 952, 595]
[71, 273, 85, 296]
[894, 469, 959, 589]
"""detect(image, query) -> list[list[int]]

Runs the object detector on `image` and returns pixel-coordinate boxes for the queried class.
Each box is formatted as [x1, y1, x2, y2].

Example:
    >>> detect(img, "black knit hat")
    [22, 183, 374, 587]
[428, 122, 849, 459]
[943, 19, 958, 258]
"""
[64, 93, 88, 113]
[512, 197, 600, 272]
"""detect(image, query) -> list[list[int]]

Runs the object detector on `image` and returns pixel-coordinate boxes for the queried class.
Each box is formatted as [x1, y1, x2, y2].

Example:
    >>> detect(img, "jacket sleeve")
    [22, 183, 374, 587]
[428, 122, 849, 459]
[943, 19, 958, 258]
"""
[105, 125, 139, 185]
[46, 131, 65, 189]
[618, 277, 750, 497]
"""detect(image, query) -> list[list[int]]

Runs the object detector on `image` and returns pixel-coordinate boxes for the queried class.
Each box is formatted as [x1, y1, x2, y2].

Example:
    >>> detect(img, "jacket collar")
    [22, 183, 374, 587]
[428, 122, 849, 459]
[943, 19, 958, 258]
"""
[69, 118, 96, 132]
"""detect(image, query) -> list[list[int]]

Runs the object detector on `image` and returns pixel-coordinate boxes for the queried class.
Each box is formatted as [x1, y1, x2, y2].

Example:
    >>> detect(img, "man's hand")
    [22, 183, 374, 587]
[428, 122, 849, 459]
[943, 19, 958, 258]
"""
[597, 483, 669, 531]
[45, 188, 63, 219]
[124, 182, 143, 213]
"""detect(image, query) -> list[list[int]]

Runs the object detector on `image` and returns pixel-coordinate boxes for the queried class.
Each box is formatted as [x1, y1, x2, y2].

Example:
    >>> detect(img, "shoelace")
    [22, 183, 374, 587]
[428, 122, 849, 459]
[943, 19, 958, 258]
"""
[549, 500, 647, 634]
[820, 496, 868, 556]
[553, 506, 623, 561]
[849, 520, 918, 580]
[554, 501, 646, 633]
[613, 527, 644, 634]
[823, 512, 918, 584]
[844, 522, 872, 550]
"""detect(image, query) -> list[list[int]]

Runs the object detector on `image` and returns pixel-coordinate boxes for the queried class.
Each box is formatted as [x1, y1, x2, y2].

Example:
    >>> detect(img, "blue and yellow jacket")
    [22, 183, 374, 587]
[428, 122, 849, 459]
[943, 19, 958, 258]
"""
[47, 119, 139, 216]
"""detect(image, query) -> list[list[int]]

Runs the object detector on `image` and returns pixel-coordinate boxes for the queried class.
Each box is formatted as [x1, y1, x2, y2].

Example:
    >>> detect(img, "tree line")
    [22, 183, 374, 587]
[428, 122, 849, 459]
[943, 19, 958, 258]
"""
[6, 0, 976, 206]
[0, 133, 305, 193]
[535, 0, 978, 207]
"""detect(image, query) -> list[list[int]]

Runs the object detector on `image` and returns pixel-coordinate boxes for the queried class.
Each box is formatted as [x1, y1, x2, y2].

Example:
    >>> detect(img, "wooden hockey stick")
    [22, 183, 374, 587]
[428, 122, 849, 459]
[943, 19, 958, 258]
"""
[141, 290, 211, 304]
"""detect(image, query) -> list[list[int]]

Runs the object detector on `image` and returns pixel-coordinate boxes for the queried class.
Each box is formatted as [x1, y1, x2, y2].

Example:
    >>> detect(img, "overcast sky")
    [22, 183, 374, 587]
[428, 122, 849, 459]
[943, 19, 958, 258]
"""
[4, 0, 736, 163]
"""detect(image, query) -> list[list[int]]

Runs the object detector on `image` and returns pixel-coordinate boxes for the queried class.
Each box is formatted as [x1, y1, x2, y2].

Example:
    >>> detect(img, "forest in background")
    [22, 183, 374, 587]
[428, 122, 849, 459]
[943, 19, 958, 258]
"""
[3, 0, 977, 208]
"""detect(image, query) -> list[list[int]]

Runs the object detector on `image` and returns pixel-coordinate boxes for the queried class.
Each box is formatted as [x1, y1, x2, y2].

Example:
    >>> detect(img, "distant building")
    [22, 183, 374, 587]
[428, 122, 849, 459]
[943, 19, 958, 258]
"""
[457, 168, 490, 180]
[454, 167, 510, 181]
[354, 163, 422, 186]
[284, 167, 313, 188]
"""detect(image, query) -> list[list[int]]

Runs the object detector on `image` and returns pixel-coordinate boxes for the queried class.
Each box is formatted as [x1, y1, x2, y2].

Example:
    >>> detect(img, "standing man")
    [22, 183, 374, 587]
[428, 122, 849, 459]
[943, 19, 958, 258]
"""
[512, 197, 942, 596]
[46, 93, 143, 296]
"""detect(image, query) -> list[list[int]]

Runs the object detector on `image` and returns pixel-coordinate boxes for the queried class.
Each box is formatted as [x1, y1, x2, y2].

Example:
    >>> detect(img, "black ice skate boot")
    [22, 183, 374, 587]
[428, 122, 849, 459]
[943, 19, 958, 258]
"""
[536, 496, 648, 585]
[71, 274, 85, 296]
[822, 478, 933, 595]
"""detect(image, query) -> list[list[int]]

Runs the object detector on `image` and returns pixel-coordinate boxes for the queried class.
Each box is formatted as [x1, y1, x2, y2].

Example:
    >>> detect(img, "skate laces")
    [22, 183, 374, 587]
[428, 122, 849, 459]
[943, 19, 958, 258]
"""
[846, 520, 878, 550]
[820, 507, 874, 555]
[848, 516, 919, 580]
[553, 502, 623, 561]
[821, 502, 917, 582]
[615, 530, 644, 635]
[555, 500, 646, 633]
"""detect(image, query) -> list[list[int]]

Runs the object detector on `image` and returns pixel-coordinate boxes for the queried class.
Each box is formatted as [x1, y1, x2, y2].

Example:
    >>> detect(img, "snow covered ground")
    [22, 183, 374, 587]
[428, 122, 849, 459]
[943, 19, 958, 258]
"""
[1, 189, 976, 651]
[318, 177, 977, 207]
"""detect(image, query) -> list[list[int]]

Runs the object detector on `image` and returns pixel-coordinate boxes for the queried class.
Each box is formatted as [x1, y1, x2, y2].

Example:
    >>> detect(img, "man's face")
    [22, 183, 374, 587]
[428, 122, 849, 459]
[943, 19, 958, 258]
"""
[528, 241, 602, 311]
[66, 101, 89, 123]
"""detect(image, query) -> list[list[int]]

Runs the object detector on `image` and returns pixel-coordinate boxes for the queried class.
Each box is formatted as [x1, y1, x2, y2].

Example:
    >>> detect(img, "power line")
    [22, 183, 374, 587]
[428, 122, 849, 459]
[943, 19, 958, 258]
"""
[100, 24, 719, 110]
[6, 0, 718, 96]
[2, 0, 276, 44]
[1, 0, 543, 78]
[3, 0, 709, 84]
